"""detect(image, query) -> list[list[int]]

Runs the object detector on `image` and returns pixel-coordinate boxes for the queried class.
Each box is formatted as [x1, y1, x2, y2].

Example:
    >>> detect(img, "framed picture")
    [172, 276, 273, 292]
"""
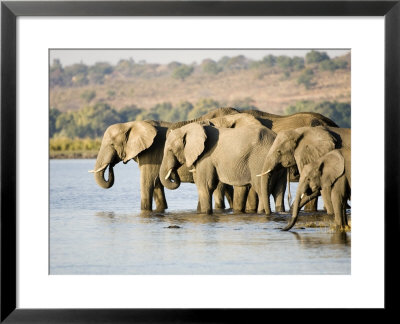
[1, 0, 398, 321]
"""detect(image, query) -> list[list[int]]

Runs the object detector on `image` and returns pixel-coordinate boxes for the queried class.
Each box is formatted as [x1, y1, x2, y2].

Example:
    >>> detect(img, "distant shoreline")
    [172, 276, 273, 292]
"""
[50, 151, 97, 159]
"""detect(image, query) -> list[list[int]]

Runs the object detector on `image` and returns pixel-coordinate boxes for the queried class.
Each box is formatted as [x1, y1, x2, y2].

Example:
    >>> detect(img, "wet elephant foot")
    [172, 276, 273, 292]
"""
[233, 208, 244, 214]
[214, 201, 226, 210]
[245, 208, 257, 213]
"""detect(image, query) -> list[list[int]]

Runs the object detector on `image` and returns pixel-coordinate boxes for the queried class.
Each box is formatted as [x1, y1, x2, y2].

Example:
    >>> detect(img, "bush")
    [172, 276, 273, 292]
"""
[188, 98, 220, 119]
[320, 59, 348, 71]
[80, 90, 96, 102]
[262, 55, 276, 67]
[285, 100, 351, 128]
[297, 68, 315, 89]
[292, 56, 305, 70]
[172, 65, 194, 80]
[232, 97, 258, 111]
[276, 56, 293, 69]
[119, 105, 142, 122]
[202, 59, 222, 75]
[306, 50, 330, 64]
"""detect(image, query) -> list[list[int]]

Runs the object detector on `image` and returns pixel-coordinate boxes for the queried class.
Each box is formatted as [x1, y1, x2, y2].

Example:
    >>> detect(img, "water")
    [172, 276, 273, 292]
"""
[50, 159, 351, 275]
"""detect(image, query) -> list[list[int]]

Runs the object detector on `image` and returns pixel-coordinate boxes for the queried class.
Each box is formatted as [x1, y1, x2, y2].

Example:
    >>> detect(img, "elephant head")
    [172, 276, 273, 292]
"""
[283, 150, 345, 231]
[160, 122, 207, 190]
[258, 126, 337, 214]
[89, 121, 158, 189]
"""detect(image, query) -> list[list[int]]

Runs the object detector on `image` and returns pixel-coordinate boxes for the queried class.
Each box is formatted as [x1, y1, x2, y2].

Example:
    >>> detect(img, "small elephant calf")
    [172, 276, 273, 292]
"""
[283, 149, 351, 231]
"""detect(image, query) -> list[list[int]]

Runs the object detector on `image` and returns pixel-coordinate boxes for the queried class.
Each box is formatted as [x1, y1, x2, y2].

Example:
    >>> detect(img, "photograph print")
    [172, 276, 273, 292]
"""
[49, 49, 351, 275]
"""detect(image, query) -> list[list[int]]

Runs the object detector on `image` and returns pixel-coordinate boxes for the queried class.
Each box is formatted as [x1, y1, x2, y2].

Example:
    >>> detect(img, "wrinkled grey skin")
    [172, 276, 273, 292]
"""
[160, 118, 286, 214]
[259, 126, 351, 215]
[91, 108, 238, 211]
[284, 149, 351, 231]
[246, 109, 339, 211]
[164, 111, 338, 213]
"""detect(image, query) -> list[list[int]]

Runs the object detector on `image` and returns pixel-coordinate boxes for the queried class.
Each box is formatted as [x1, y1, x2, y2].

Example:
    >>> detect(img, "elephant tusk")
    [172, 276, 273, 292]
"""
[189, 168, 196, 173]
[256, 169, 271, 177]
[88, 164, 108, 173]
[165, 168, 172, 180]
[301, 193, 304, 199]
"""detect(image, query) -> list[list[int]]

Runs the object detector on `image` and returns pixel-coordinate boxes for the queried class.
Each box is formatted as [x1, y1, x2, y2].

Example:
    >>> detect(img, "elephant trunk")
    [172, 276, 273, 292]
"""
[282, 187, 303, 231]
[160, 167, 181, 190]
[91, 145, 116, 189]
[94, 165, 115, 189]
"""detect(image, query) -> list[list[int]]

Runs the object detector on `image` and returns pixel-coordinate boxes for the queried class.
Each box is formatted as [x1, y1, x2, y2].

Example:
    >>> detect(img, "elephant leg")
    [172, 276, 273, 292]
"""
[304, 198, 318, 212]
[233, 186, 248, 213]
[321, 187, 333, 215]
[213, 182, 226, 210]
[273, 191, 285, 212]
[331, 186, 347, 230]
[245, 187, 258, 213]
[224, 185, 234, 209]
[197, 200, 201, 212]
[198, 187, 213, 214]
[140, 170, 154, 211]
[153, 184, 167, 212]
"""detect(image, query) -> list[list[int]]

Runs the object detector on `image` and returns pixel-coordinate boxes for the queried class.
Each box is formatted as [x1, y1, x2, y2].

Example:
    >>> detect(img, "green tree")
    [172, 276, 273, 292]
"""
[49, 107, 61, 137]
[276, 56, 293, 69]
[285, 100, 351, 128]
[202, 59, 222, 75]
[115, 58, 135, 76]
[224, 55, 249, 71]
[232, 97, 258, 111]
[49, 59, 66, 87]
[172, 65, 194, 81]
[166, 101, 193, 121]
[80, 90, 96, 103]
[262, 55, 276, 67]
[320, 59, 348, 71]
[292, 56, 305, 70]
[306, 50, 330, 64]
[119, 105, 143, 122]
[188, 98, 220, 119]
[88, 62, 114, 84]
[297, 68, 315, 89]
[150, 102, 173, 121]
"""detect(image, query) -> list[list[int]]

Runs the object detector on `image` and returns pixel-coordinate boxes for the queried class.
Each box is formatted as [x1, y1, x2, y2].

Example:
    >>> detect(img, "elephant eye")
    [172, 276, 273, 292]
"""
[277, 150, 281, 155]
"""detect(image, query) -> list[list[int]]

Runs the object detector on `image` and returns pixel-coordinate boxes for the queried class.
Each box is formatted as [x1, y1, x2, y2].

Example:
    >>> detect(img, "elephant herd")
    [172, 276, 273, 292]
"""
[90, 107, 351, 231]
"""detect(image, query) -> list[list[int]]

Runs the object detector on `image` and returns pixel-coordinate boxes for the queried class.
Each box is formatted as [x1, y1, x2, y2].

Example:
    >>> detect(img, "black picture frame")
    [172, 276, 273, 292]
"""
[1, 1, 398, 322]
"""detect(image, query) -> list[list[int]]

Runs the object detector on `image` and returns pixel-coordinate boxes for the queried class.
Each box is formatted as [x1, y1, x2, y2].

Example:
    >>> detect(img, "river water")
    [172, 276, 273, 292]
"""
[50, 159, 351, 275]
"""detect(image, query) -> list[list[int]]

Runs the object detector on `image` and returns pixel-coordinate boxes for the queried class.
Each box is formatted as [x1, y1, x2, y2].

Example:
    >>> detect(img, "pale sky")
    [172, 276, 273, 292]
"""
[50, 49, 350, 66]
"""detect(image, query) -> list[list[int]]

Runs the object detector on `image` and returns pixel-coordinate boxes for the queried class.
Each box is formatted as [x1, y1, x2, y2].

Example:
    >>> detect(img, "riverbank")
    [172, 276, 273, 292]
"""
[50, 150, 98, 159]
[50, 137, 100, 159]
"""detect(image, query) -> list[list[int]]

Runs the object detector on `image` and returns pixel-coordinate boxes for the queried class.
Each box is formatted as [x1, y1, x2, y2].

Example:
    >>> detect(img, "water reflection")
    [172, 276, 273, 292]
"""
[290, 231, 351, 247]
[51, 160, 351, 275]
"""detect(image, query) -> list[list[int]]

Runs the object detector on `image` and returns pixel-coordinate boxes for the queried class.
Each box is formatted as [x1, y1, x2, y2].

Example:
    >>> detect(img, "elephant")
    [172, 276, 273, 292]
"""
[164, 110, 338, 213]
[159, 118, 287, 214]
[257, 126, 351, 215]
[283, 148, 351, 231]
[89, 107, 239, 212]
[244, 109, 338, 133]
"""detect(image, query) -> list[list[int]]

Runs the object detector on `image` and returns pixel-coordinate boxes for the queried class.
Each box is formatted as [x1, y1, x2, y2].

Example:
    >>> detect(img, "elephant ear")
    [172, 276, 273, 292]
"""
[319, 150, 345, 188]
[294, 127, 337, 171]
[124, 121, 157, 162]
[182, 123, 207, 167]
